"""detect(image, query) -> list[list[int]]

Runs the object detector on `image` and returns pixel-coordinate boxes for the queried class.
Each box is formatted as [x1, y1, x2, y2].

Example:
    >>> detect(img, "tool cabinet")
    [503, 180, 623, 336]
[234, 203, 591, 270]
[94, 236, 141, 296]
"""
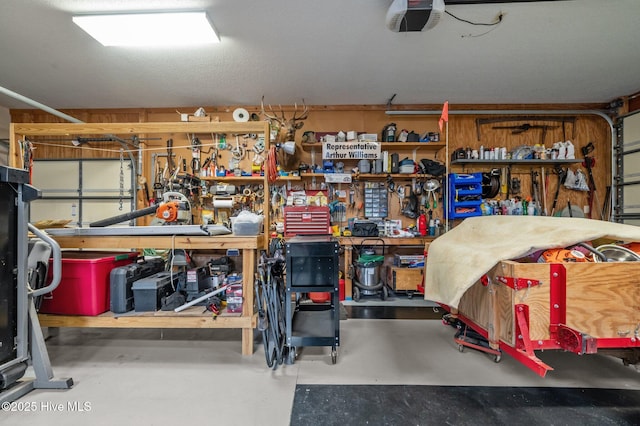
[285, 235, 340, 364]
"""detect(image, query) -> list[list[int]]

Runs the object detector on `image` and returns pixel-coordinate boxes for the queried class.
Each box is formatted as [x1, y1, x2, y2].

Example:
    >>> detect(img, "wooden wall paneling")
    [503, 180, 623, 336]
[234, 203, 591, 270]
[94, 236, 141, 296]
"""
[10, 105, 612, 229]
[448, 114, 612, 220]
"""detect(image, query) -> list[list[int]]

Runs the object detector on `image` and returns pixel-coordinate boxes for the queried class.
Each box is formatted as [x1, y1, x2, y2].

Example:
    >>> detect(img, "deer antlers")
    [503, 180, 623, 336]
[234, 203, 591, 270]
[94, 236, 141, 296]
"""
[292, 100, 309, 121]
[260, 96, 309, 142]
[260, 95, 283, 123]
[260, 96, 308, 122]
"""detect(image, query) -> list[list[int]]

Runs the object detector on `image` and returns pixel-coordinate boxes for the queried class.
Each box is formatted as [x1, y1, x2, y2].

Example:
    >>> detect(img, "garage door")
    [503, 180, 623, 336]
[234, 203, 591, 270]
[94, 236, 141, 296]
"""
[615, 111, 640, 225]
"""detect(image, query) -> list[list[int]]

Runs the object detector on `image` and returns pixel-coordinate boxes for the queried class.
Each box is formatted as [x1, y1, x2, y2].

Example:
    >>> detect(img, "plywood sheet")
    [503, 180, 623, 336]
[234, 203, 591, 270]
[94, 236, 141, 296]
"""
[457, 264, 514, 345]
[563, 262, 640, 338]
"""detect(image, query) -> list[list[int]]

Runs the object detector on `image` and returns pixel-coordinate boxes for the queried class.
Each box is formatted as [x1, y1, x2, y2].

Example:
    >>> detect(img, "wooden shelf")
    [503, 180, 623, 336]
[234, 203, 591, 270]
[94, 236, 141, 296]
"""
[12, 121, 269, 136]
[51, 234, 264, 250]
[276, 175, 302, 181]
[295, 173, 431, 179]
[451, 159, 582, 166]
[201, 175, 265, 182]
[39, 310, 256, 329]
[381, 142, 445, 150]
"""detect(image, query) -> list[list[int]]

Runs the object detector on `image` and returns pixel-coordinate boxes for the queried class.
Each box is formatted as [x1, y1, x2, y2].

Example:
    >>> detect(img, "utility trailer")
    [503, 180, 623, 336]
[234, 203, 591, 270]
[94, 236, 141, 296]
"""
[442, 259, 640, 377]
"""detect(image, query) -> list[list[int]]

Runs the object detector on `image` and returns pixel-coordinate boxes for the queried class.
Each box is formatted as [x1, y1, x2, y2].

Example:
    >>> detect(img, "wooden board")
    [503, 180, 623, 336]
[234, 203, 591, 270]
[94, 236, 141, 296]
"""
[457, 263, 514, 345]
[38, 311, 256, 329]
[500, 261, 551, 343]
[563, 262, 639, 338]
[51, 234, 264, 250]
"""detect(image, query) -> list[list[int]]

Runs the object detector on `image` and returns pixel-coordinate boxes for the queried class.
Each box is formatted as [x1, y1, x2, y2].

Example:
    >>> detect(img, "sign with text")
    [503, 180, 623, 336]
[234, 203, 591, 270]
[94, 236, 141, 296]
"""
[322, 142, 381, 160]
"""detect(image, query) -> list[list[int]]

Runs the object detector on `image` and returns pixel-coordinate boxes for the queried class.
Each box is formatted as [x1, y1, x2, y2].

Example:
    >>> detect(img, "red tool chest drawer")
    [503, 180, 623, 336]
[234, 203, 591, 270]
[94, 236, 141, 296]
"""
[284, 206, 331, 237]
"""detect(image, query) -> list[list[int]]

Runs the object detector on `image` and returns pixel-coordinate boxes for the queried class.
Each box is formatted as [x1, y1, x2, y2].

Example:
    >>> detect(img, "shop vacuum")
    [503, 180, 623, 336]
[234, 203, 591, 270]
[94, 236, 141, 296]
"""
[350, 239, 388, 302]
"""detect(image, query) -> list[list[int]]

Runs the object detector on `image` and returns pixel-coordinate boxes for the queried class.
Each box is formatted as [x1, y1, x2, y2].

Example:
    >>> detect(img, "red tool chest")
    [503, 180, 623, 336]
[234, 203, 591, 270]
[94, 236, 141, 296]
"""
[283, 206, 331, 237]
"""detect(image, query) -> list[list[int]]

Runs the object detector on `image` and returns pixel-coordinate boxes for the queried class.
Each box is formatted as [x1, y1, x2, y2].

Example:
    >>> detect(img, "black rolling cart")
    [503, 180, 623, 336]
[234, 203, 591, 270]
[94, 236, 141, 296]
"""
[284, 235, 340, 364]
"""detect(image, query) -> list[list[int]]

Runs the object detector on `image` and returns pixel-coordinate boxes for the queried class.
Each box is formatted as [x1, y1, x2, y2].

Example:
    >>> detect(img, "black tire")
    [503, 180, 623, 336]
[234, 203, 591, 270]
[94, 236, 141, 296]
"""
[353, 286, 361, 302]
[287, 347, 297, 365]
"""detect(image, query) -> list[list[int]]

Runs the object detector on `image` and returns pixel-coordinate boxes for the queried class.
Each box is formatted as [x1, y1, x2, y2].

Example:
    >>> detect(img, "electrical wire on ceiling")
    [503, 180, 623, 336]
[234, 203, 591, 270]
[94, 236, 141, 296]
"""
[446, 10, 504, 38]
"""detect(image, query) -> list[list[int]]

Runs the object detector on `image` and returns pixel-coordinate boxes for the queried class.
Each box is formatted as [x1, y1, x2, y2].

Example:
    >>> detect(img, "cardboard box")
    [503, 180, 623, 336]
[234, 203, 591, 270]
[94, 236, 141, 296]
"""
[387, 266, 423, 291]
[393, 254, 425, 267]
[226, 283, 243, 313]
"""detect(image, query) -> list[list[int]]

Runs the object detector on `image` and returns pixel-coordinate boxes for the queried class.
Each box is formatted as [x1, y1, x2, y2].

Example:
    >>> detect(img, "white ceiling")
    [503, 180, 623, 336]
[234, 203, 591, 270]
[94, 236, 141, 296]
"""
[1, 0, 639, 111]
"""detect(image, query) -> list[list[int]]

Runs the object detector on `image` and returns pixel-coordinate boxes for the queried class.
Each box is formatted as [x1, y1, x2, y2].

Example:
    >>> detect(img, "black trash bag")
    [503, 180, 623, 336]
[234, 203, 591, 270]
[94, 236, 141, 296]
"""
[420, 159, 446, 177]
[352, 221, 379, 237]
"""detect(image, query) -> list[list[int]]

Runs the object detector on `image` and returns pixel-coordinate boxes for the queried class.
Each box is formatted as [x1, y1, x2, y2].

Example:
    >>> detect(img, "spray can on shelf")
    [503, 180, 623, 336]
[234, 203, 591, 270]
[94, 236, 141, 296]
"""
[418, 213, 427, 236]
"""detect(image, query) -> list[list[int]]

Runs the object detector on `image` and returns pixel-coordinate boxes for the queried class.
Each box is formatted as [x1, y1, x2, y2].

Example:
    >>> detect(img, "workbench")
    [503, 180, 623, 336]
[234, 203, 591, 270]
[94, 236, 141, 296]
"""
[340, 236, 432, 300]
[39, 234, 264, 355]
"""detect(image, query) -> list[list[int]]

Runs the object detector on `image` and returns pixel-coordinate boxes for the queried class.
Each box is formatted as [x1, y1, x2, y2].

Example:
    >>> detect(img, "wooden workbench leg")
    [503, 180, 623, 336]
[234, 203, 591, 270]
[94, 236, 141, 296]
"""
[242, 328, 254, 355]
[241, 248, 255, 355]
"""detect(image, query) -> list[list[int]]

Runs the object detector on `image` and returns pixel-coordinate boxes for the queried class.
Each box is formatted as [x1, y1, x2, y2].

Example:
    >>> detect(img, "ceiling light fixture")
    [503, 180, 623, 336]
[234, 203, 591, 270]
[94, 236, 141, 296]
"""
[72, 11, 220, 47]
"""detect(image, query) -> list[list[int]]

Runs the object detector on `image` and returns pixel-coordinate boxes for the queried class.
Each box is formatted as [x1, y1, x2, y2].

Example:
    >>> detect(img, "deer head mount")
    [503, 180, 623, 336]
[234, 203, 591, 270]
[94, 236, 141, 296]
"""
[261, 96, 309, 143]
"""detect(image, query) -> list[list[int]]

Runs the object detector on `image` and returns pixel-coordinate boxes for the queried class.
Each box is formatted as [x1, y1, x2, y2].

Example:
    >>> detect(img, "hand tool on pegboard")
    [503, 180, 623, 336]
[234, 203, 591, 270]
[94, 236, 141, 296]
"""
[540, 166, 548, 216]
[581, 141, 600, 219]
[530, 170, 541, 213]
[550, 165, 567, 216]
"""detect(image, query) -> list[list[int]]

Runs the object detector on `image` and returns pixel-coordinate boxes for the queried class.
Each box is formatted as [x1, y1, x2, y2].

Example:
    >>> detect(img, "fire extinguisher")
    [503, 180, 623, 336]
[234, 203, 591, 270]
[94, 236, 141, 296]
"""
[418, 212, 427, 236]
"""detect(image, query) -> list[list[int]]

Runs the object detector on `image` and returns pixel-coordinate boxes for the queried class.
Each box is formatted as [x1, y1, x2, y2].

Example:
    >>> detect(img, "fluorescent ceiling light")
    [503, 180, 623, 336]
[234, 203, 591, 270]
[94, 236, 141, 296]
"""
[72, 12, 220, 47]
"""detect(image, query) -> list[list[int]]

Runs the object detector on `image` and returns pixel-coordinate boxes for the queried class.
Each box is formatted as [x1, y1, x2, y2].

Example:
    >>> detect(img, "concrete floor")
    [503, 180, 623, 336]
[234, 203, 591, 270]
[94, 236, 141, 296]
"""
[2, 316, 640, 426]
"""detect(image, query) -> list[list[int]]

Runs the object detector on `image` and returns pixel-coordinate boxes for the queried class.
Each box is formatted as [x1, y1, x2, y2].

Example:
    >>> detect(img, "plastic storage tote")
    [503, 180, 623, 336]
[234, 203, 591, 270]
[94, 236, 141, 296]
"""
[40, 251, 138, 316]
